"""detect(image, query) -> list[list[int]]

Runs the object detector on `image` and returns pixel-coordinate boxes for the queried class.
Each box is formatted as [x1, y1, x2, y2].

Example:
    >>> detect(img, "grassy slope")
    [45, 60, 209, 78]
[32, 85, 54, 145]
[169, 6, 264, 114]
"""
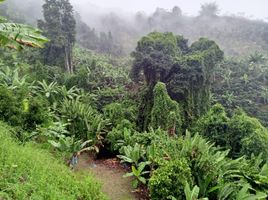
[0, 122, 106, 200]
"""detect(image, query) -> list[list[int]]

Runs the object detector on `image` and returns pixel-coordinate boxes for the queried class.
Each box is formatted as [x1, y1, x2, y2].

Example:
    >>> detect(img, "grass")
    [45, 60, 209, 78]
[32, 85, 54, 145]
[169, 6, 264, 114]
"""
[0, 122, 106, 200]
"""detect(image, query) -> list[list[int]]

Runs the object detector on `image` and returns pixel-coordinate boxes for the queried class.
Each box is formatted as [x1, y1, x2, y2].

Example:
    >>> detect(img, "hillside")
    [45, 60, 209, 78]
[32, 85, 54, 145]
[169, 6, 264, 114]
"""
[1, 0, 268, 199]
[0, 122, 106, 199]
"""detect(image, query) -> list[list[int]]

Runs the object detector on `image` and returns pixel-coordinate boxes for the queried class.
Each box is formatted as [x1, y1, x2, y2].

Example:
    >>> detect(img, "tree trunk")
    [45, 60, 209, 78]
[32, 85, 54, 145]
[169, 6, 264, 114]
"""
[69, 45, 74, 73]
[65, 46, 70, 73]
[64, 43, 73, 73]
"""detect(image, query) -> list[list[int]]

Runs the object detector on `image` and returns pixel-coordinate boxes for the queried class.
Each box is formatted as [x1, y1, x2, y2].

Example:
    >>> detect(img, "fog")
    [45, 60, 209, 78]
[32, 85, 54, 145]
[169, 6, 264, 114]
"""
[2, 0, 268, 56]
[71, 0, 268, 20]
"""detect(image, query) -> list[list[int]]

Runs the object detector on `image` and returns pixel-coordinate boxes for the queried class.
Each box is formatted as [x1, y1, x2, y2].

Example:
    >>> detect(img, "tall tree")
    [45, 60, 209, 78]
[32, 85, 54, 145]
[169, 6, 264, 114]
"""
[132, 32, 223, 130]
[199, 2, 219, 17]
[38, 0, 76, 73]
[131, 32, 181, 86]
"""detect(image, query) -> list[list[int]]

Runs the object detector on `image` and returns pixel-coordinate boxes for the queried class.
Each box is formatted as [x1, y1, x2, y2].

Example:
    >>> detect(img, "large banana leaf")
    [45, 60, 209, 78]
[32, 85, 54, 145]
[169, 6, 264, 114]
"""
[0, 0, 48, 50]
[0, 22, 49, 50]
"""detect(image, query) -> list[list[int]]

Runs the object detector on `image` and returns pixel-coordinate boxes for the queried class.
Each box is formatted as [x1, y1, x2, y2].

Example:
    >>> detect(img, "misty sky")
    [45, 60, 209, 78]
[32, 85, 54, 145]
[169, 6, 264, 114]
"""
[78, 0, 268, 20]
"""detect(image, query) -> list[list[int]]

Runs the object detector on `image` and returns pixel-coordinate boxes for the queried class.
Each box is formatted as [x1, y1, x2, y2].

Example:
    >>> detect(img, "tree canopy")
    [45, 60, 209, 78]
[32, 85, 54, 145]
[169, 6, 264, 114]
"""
[132, 32, 224, 127]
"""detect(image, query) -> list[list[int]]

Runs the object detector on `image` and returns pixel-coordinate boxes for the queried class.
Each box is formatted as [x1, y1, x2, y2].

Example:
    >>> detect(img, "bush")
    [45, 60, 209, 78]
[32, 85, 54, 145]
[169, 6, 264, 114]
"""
[0, 122, 106, 200]
[228, 110, 268, 158]
[0, 86, 51, 131]
[106, 120, 134, 152]
[23, 95, 52, 130]
[149, 158, 192, 200]
[0, 86, 23, 126]
[104, 102, 137, 127]
[192, 104, 229, 147]
[29, 63, 66, 84]
[193, 104, 268, 159]
[241, 131, 268, 158]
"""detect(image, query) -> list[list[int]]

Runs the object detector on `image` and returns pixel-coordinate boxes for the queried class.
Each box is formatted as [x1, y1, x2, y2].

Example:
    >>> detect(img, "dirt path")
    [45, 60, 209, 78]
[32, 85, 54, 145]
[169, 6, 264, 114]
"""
[76, 153, 138, 200]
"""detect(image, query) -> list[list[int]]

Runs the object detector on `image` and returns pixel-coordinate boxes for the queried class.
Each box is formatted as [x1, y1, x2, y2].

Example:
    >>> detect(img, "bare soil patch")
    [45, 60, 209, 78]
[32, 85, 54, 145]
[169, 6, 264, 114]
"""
[76, 153, 149, 200]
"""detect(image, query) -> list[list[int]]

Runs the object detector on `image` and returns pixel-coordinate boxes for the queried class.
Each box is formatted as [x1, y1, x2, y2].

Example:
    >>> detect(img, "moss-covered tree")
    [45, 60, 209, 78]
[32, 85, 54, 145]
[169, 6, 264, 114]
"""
[150, 82, 182, 135]
[131, 32, 182, 86]
[132, 32, 223, 130]
[168, 38, 224, 124]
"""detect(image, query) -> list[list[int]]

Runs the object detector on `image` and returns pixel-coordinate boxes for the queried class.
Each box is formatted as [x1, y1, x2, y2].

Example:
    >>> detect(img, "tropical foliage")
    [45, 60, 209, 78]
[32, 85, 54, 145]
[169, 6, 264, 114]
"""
[1, 1, 268, 199]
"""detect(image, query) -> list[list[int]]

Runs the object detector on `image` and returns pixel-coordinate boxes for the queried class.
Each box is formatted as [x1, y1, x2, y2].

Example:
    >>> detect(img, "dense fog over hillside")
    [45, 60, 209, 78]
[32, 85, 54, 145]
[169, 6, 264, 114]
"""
[71, 0, 268, 20]
[2, 0, 268, 24]
[2, 0, 268, 56]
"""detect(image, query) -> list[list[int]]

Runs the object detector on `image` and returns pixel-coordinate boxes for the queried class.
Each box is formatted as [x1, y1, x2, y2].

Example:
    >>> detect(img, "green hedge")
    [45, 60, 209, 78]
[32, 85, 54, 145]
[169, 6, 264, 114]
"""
[0, 122, 106, 200]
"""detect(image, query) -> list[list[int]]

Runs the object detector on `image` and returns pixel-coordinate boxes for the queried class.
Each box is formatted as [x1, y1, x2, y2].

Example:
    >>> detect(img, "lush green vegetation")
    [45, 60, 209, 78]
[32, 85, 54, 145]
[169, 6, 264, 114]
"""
[1, 0, 268, 199]
[0, 122, 106, 200]
[212, 53, 268, 127]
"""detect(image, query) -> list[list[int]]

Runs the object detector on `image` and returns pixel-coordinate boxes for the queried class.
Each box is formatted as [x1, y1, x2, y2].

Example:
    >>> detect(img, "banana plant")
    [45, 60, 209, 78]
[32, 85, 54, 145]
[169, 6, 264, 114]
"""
[115, 128, 132, 151]
[37, 80, 59, 99]
[0, 66, 29, 90]
[0, 0, 48, 50]
[146, 144, 158, 174]
[184, 182, 208, 200]
[123, 161, 151, 189]
[117, 143, 146, 166]
[48, 136, 95, 154]
[35, 121, 96, 154]
[85, 115, 109, 154]
[57, 85, 81, 100]
[235, 184, 267, 200]
[43, 122, 97, 153]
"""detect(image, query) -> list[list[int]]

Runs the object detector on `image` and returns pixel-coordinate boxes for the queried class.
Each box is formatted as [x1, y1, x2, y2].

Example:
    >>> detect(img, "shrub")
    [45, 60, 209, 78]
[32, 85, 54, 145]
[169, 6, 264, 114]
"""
[193, 104, 268, 159]
[106, 120, 134, 152]
[104, 102, 137, 127]
[129, 128, 168, 147]
[192, 104, 229, 147]
[23, 95, 52, 130]
[241, 129, 268, 159]
[228, 110, 268, 158]
[0, 86, 51, 131]
[0, 86, 23, 126]
[149, 158, 192, 200]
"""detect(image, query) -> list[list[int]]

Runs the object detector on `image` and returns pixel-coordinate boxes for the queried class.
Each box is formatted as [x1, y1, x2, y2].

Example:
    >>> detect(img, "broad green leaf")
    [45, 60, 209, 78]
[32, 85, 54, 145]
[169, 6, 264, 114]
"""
[0, 23, 49, 50]
[123, 172, 133, 178]
[131, 166, 139, 176]
[138, 177, 146, 184]
[131, 179, 139, 189]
